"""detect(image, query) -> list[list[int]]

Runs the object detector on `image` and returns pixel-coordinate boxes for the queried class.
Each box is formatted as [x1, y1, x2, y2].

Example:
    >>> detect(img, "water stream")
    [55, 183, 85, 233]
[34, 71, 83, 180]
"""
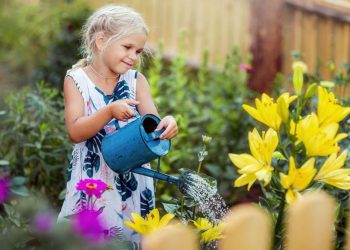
[178, 170, 229, 224]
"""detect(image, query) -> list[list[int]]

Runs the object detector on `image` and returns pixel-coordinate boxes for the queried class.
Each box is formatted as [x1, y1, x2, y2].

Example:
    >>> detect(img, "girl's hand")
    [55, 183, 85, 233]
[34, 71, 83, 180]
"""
[155, 115, 178, 139]
[109, 99, 140, 121]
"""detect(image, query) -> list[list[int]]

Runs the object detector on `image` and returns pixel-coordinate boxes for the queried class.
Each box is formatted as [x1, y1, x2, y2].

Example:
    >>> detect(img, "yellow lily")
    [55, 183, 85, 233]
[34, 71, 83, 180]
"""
[192, 217, 225, 243]
[201, 222, 225, 243]
[318, 86, 350, 127]
[229, 128, 278, 190]
[315, 151, 350, 189]
[242, 93, 297, 131]
[192, 217, 213, 231]
[292, 113, 347, 156]
[280, 157, 316, 204]
[124, 208, 175, 236]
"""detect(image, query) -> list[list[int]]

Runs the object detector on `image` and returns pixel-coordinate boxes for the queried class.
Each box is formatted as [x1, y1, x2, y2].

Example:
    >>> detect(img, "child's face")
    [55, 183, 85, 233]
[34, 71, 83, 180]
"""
[101, 32, 147, 74]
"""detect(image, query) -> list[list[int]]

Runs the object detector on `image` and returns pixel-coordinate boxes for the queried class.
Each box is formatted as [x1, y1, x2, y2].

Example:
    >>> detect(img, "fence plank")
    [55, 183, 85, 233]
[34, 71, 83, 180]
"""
[142, 224, 198, 250]
[318, 17, 334, 80]
[219, 204, 272, 250]
[301, 12, 318, 74]
[285, 191, 336, 250]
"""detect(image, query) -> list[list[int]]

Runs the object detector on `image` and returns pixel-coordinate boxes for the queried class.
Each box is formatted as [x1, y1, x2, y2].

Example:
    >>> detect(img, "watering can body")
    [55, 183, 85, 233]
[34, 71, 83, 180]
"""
[101, 114, 179, 185]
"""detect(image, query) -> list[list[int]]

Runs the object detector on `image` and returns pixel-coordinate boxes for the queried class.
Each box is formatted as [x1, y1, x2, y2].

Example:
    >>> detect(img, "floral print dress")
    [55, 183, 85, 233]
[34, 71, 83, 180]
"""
[58, 67, 155, 244]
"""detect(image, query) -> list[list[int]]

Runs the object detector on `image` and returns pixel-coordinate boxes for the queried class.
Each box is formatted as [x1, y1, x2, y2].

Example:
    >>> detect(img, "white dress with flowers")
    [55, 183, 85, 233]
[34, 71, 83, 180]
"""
[58, 67, 155, 245]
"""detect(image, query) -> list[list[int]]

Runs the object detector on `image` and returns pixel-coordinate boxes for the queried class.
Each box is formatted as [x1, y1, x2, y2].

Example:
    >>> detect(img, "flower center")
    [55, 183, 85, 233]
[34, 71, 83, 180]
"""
[86, 183, 98, 190]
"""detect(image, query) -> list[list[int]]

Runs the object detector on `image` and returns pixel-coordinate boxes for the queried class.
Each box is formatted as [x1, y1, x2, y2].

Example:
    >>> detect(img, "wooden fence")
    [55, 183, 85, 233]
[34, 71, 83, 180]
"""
[86, 0, 350, 93]
[142, 191, 346, 250]
[87, 0, 251, 66]
[282, 0, 350, 99]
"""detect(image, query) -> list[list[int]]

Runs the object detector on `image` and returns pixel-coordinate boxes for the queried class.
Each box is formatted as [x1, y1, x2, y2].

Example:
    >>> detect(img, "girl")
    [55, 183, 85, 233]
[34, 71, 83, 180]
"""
[58, 4, 178, 244]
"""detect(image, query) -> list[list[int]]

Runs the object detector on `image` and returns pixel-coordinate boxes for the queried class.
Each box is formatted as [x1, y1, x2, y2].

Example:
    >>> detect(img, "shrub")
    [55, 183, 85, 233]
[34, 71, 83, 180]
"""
[0, 82, 70, 206]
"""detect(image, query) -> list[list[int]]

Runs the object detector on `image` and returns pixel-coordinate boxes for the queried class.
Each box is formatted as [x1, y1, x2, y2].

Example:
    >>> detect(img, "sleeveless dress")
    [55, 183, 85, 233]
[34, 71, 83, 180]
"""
[58, 67, 155, 244]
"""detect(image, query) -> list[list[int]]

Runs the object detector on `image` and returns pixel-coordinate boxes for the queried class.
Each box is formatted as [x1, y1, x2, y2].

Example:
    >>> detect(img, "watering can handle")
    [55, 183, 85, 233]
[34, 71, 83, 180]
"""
[133, 109, 141, 118]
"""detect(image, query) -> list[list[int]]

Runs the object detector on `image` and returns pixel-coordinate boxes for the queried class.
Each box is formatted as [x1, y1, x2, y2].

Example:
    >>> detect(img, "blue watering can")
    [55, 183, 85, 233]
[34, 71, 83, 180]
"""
[101, 113, 180, 185]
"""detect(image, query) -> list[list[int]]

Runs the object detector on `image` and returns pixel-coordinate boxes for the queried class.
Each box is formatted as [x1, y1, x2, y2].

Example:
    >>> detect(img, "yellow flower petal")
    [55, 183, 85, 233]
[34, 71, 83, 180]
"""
[228, 153, 260, 170]
[293, 158, 316, 190]
[318, 86, 350, 127]
[159, 213, 175, 228]
[193, 217, 213, 231]
[315, 152, 347, 179]
[286, 189, 297, 204]
[201, 225, 224, 243]
[234, 173, 256, 190]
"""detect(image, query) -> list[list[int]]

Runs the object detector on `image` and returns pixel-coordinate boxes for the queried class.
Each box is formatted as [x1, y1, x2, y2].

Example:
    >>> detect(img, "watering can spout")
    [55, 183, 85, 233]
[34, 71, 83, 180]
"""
[132, 167, 180, 186]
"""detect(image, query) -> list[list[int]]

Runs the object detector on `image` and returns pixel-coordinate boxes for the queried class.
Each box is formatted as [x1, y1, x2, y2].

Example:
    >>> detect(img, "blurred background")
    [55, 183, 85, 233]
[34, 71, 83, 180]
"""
[1, 0, 350, 210]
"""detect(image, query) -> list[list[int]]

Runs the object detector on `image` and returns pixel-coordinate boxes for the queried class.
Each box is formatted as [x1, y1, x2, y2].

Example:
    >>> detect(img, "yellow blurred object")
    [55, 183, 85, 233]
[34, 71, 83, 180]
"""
[142, 223, 198, 250]
[219, 204, 272, 250]
[345, 209, 350, 250]
[292, 61, 308, 73]
[285, 191, 336, 250]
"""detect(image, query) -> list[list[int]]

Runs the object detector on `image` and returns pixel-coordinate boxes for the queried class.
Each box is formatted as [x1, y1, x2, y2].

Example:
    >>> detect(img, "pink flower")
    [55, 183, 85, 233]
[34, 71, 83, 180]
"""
[31, 212, 55, 233]
[76, 179, 108, 198]
[72, 209, 105, 243]
[0, 177, 10, 204]
[239, 64, 254, 73]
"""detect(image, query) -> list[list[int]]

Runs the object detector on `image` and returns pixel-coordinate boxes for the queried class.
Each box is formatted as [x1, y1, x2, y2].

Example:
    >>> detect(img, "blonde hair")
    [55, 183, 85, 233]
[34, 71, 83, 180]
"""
[73, 5, 150, 69]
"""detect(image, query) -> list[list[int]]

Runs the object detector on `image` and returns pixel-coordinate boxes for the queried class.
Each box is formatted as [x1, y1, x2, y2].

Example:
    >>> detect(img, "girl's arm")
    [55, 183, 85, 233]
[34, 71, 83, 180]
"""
[136, 73, 178, 139]
[64, 76, 138, 143]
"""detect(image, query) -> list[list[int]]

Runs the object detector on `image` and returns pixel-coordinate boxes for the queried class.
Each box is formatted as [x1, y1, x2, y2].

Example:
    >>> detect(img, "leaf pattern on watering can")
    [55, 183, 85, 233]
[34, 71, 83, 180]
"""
[83, 150, 100, 177]
[140, 187, 154, 217]
[115, 173, 138, 201]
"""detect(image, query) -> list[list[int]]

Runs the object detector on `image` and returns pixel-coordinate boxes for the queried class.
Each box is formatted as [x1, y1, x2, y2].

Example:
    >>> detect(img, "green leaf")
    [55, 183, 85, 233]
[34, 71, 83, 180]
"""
[272, 151, 287, 161]
[58, 188, 66, 200]
[3, 203, 15, 216]
[162, 202, 180, 214]
[0, 160, 9, 166]
[205, 164, 221, 177]
[10, 186, 30, 197]
[11, 176, 26, 186]
[304, 83, 317, 99]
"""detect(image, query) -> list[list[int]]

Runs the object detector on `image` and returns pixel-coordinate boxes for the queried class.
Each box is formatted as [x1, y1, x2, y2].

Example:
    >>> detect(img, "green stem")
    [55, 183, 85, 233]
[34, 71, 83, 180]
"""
[274, 192, 286, 250]
[197, 161, 203, 174]
[197, 145, 206, 173]
[192, 159, 204, 219]
[259, 182, 268, 198]
[180, 197, 184, 218]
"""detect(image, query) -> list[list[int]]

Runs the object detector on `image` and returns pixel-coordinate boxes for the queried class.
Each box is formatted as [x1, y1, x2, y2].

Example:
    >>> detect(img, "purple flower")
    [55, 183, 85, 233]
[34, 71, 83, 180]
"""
[76, 179, 108, 198]
[239, 64, 254, 73]
[32, 212, 55, 233]
[72, 209, 106, 243]
[0, 177, 10, 204]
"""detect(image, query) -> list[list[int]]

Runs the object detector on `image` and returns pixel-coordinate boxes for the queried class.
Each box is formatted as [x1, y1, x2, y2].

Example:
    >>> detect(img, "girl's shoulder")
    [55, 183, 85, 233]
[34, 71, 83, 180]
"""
[66, 67, 84, 79]
[65, 67, 89, 99]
